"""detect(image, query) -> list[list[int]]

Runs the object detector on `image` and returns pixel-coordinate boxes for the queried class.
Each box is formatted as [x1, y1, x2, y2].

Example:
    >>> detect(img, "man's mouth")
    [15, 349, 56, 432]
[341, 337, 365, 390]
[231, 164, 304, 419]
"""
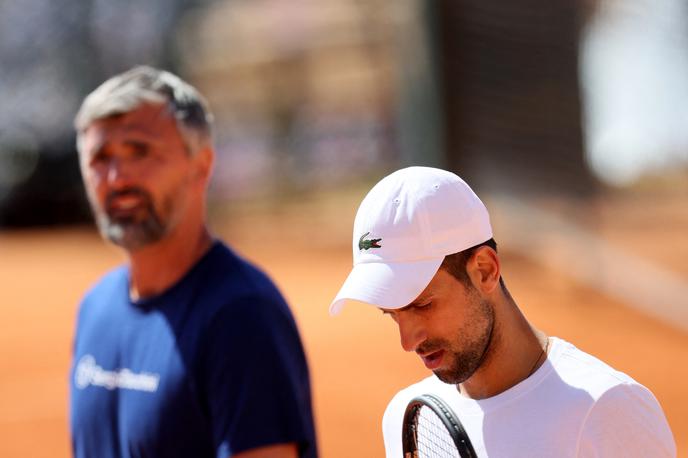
[109, 195, 143, 211]
[419, 349, 444, 370]
[105, 190, 150, 217]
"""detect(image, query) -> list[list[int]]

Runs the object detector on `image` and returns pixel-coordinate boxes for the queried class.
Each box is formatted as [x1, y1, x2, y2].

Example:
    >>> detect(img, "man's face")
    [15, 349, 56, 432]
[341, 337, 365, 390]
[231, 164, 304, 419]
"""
[382, 269, 494, 384]
[78, 103, 197, 250]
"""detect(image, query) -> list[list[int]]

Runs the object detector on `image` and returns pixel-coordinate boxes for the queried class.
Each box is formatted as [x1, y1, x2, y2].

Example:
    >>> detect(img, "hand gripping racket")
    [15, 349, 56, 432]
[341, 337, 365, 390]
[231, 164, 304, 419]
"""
[402, 393, 477, 458]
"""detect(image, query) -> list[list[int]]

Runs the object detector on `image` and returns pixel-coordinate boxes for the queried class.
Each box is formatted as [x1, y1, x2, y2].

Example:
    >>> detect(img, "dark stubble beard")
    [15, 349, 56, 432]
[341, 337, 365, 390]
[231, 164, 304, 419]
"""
[418, 295, 495, 385]
[92, 188, 169, 251]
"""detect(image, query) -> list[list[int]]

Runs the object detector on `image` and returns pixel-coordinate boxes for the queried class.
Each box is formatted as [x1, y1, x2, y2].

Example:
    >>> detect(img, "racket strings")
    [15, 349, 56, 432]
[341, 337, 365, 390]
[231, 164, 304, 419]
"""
[415, 406, 461, 458]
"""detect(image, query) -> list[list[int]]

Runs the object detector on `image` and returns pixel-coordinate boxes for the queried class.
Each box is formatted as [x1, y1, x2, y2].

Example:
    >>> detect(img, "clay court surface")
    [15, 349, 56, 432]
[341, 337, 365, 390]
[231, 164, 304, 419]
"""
[1, 191, 686, 457]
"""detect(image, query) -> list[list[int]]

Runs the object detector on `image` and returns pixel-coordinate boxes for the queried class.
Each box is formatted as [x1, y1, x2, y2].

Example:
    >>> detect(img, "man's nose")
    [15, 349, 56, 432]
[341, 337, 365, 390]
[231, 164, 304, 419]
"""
[106, 158, 133, 187]
[397, 313, 427, 352]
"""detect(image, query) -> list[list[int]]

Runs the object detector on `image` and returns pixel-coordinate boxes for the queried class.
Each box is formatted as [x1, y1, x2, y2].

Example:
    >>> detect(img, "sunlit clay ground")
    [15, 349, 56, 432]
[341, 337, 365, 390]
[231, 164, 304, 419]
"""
[0, 191, 686, 457]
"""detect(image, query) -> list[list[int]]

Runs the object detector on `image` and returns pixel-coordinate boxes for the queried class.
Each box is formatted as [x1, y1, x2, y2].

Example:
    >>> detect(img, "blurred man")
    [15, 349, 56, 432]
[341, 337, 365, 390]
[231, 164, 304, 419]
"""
[331, 166, 675, 457]
[70, 66, 317, 458]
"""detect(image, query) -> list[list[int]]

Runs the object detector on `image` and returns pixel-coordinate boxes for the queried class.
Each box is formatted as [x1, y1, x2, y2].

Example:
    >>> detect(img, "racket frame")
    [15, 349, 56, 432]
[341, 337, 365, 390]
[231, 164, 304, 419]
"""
[401, 393, 477, 458]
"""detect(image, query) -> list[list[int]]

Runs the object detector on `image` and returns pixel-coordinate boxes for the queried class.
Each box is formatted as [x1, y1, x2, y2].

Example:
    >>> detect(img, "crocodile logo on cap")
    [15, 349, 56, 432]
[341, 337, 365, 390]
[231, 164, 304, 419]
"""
[358, 232, 382, 250]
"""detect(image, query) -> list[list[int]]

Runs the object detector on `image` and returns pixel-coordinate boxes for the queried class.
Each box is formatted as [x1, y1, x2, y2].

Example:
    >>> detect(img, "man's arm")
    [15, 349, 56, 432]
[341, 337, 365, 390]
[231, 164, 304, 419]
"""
[578, 383, 676, 457]
[233, 442, 298, 458]
[199, 295, 316, 457]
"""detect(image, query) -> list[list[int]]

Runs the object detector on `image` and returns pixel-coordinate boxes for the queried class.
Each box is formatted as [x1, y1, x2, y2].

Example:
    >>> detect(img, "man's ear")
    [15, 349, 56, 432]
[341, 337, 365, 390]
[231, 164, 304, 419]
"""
[466, 246, 501, 294]
[193, 146, 214, 183]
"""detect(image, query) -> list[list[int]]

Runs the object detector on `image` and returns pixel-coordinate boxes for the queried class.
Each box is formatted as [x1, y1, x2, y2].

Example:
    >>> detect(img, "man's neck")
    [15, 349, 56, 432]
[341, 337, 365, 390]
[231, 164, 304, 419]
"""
[458, 297, 547, 400]
[127, 224, 213, 300]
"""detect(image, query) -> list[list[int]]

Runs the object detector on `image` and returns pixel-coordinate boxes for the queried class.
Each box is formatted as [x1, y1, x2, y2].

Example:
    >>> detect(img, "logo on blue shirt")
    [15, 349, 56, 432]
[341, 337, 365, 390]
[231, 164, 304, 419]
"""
[75, 354, 160, 392]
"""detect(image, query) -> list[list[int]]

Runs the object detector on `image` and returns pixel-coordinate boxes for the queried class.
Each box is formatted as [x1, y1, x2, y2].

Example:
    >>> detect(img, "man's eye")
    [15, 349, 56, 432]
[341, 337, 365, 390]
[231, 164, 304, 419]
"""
[91, 153, 109, 165]
[132, 148, 149, 159]
[413, 302, 432, 311]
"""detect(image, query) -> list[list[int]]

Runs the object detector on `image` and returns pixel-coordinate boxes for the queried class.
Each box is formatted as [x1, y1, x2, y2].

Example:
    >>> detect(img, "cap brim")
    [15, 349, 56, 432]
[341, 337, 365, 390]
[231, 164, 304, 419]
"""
[329, 258, 444, 315]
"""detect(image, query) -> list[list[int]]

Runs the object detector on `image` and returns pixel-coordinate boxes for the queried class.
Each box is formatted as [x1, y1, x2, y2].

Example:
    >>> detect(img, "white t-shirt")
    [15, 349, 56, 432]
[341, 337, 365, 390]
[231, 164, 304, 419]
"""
[382, 337, 676, 457]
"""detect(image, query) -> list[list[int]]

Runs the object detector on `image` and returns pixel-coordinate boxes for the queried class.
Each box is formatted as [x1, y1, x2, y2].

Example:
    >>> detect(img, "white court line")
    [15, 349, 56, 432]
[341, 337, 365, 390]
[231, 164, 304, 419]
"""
[487, 195, 688, 332]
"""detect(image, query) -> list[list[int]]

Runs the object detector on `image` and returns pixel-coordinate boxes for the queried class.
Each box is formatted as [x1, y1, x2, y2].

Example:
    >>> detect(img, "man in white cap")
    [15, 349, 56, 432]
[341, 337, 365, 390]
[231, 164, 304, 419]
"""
[331, 167, 675, 457]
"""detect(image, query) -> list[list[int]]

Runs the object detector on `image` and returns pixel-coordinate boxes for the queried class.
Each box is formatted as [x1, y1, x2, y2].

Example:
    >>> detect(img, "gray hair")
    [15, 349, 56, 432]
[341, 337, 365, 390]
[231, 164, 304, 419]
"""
[74, 66, 213, 155]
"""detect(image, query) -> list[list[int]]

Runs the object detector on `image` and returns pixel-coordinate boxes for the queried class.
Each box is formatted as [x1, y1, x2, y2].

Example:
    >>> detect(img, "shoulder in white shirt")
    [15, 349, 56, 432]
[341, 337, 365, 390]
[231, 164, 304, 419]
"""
[382, 337, 676, 457]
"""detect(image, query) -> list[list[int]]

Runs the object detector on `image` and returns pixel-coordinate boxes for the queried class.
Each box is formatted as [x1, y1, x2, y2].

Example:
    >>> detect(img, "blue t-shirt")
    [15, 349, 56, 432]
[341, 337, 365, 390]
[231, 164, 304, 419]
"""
[70, 241, 317, 458]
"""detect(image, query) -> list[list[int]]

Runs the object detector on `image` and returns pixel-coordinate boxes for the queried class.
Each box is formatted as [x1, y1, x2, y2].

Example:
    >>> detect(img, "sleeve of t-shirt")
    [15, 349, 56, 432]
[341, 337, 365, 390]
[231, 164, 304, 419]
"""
[197, 294, 316, 458]
[578, 382, 676, 457]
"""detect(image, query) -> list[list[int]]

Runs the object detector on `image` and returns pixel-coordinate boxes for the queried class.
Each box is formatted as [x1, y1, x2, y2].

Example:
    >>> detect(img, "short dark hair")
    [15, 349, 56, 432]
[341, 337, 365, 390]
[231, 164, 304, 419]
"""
[440, 238, 505, 288]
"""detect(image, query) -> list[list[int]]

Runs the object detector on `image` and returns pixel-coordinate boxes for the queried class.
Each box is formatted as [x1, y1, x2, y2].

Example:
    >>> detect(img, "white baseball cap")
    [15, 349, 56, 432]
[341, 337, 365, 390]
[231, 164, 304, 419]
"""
[330, 166, 493, 315]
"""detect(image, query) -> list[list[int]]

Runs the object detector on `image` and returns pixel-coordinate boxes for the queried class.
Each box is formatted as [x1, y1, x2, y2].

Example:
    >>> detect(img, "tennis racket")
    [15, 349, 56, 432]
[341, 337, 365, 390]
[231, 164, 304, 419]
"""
[402, 393, 477, 458]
